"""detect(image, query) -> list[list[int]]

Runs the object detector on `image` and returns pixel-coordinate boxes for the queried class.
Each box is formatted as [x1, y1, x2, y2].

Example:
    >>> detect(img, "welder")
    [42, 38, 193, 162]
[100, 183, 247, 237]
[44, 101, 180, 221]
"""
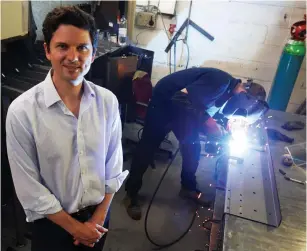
[124, 67, 268, 220]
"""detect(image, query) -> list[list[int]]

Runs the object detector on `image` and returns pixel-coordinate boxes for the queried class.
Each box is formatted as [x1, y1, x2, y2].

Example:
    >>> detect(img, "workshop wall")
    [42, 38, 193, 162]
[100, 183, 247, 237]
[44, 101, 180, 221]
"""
[132, 0, 306, 113]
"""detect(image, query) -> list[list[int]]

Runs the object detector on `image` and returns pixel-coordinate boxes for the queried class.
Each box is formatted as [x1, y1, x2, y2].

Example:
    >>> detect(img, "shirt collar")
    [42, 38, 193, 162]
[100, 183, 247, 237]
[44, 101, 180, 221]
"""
[44, 70, 95, 108]
[44, 70, 62, 108]
[83, 78, 96, 99]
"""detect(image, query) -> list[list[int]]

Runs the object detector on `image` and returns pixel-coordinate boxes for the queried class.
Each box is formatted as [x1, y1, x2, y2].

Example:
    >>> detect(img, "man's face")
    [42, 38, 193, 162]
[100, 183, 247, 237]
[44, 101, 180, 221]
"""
[44, 24, 96, 86]
[233, 82, 247, 94]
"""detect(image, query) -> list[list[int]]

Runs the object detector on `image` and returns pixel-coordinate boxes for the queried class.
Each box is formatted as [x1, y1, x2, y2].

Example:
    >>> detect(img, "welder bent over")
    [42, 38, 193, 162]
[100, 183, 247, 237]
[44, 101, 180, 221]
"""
[124, 67, 268, 220]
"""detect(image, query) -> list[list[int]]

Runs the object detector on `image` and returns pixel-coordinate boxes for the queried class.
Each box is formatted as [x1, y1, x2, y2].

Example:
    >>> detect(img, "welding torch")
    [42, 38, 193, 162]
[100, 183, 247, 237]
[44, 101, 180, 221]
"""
[204, 117, 249, 160]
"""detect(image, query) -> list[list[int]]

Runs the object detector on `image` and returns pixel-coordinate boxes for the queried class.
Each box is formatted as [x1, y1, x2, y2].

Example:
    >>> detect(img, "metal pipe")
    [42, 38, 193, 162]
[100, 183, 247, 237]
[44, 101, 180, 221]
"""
[184, 0, 193, 43]
[174, 42, 176, 72]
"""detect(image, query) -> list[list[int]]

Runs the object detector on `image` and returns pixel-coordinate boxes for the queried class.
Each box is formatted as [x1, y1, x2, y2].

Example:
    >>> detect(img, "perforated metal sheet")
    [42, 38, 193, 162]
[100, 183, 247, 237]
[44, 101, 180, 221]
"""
[224, 131, 282, 227]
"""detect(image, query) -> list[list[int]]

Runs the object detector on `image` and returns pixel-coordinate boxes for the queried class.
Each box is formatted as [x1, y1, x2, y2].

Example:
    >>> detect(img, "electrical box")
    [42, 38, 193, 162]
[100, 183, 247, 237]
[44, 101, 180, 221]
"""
[136, 0, 176, 16]
[158, 1, 176, 15]
[135, 11, 157, 29]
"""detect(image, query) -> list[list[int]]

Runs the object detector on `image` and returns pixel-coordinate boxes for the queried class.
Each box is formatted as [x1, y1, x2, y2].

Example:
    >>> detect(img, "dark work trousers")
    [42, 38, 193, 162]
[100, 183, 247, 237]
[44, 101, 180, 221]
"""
[31, 206, 110, 251]
[125, 97, 201, 197]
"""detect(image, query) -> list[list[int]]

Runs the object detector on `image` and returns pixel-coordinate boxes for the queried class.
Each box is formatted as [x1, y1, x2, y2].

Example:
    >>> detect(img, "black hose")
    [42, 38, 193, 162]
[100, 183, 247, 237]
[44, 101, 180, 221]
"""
[137, 128, 143, 140]
[144, 144, 229, 249]
[144, 147, 199, 249]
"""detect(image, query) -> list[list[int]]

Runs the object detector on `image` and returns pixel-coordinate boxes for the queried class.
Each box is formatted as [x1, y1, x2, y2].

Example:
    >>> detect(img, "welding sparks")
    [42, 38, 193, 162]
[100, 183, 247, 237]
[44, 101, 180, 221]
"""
[229, 139, 247, 155]
[229, 128, 248, 156]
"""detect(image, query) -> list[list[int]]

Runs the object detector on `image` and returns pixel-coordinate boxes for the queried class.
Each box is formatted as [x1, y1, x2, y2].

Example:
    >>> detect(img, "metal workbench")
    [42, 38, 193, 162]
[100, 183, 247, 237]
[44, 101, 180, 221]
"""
[211, 110, 306, 251]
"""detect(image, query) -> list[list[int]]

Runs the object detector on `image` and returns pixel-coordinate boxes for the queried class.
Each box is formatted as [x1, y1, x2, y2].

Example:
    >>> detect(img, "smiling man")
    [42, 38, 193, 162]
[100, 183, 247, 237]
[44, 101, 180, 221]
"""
[6, 6, 128, 251]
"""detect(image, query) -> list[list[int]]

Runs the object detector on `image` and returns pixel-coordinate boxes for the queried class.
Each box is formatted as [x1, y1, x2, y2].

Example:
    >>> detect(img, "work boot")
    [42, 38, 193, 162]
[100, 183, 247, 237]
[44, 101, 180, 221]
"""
[123, 194, 142, 220]
[179, 187, 211, 208]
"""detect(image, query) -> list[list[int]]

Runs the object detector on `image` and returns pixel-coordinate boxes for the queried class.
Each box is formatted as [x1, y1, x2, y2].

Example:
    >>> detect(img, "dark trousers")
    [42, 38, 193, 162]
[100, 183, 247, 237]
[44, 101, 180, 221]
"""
[125, 98, 201, 197]
[31, 206, 110, 251]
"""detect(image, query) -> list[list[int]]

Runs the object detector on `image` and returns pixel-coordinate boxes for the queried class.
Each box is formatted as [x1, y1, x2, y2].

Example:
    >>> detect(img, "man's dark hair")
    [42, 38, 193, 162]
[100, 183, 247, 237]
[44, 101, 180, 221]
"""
[42, 5, 98, 52]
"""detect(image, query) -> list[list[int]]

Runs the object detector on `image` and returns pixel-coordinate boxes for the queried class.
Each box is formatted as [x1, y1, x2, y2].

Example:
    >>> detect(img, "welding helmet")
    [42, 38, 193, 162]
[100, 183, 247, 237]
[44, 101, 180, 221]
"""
[244, 79, 267, 101]
[220, 92, 269, 124]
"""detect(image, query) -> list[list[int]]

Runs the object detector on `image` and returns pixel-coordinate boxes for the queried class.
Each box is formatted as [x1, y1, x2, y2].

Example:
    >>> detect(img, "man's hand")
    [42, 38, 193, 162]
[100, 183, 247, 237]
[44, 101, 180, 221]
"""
[203, 117, 226, 138]
[73, 219, 108, 246]
[72, 221, 107, 247]
[73, 193, 112, 247]
[47, 210, 105, 247]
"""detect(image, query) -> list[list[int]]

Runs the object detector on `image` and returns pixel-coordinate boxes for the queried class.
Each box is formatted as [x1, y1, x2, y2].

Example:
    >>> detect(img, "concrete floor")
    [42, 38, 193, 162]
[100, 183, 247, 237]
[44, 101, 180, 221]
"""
[2, 124, 218, 251]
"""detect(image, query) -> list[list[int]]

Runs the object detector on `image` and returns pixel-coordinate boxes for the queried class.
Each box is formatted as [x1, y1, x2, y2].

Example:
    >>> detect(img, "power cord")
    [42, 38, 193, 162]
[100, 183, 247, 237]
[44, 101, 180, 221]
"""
[153, 5, 173, 74]
[134, 4, 169, 44]
[137, 128, 143, 140]
[140, 4, 173, 74]
[135, 30, 148, 46]
[144, 145, 229, 249]
[144, 147, 200, 249]
[137, 4, 191, 73]
[184, 40, 190, 69]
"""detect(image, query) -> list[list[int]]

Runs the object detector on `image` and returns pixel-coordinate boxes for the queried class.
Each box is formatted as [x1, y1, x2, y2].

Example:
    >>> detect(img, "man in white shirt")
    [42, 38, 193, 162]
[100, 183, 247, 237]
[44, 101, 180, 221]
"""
[6, 6, 128, 251]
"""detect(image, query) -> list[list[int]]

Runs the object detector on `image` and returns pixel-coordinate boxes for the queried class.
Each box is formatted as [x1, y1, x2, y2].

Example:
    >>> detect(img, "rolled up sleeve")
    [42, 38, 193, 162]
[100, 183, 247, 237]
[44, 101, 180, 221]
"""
[105, 99, 128, 194]
[6, 109, 62, 221]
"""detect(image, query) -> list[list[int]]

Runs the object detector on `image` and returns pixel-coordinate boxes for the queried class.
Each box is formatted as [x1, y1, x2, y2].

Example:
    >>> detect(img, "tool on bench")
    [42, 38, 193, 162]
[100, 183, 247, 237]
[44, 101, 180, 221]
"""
[282, 153, 293, 166]
[284, 176, 306, 185]
[267, 128, 294, 143]
[279, 169, 306, 185]
[282, 121, 305, 131]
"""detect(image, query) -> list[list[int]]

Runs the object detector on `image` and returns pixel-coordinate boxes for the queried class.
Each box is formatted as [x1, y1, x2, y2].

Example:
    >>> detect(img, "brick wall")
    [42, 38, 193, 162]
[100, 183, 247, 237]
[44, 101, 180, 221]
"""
[133, 0, 306, 113]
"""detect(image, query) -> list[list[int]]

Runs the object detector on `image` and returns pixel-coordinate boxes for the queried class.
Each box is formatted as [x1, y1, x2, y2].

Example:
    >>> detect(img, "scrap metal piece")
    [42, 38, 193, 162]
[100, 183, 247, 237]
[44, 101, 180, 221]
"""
[224, 128, 282, 227]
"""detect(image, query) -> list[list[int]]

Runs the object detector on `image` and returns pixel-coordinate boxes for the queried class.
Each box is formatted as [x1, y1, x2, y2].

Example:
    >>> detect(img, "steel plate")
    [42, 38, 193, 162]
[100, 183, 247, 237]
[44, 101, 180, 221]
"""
[224, 128, 281, 227]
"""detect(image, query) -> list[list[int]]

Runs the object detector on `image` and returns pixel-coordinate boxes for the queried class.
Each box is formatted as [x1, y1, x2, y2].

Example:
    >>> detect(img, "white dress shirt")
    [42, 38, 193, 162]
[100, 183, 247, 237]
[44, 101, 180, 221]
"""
[6, 70, 128, 222]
